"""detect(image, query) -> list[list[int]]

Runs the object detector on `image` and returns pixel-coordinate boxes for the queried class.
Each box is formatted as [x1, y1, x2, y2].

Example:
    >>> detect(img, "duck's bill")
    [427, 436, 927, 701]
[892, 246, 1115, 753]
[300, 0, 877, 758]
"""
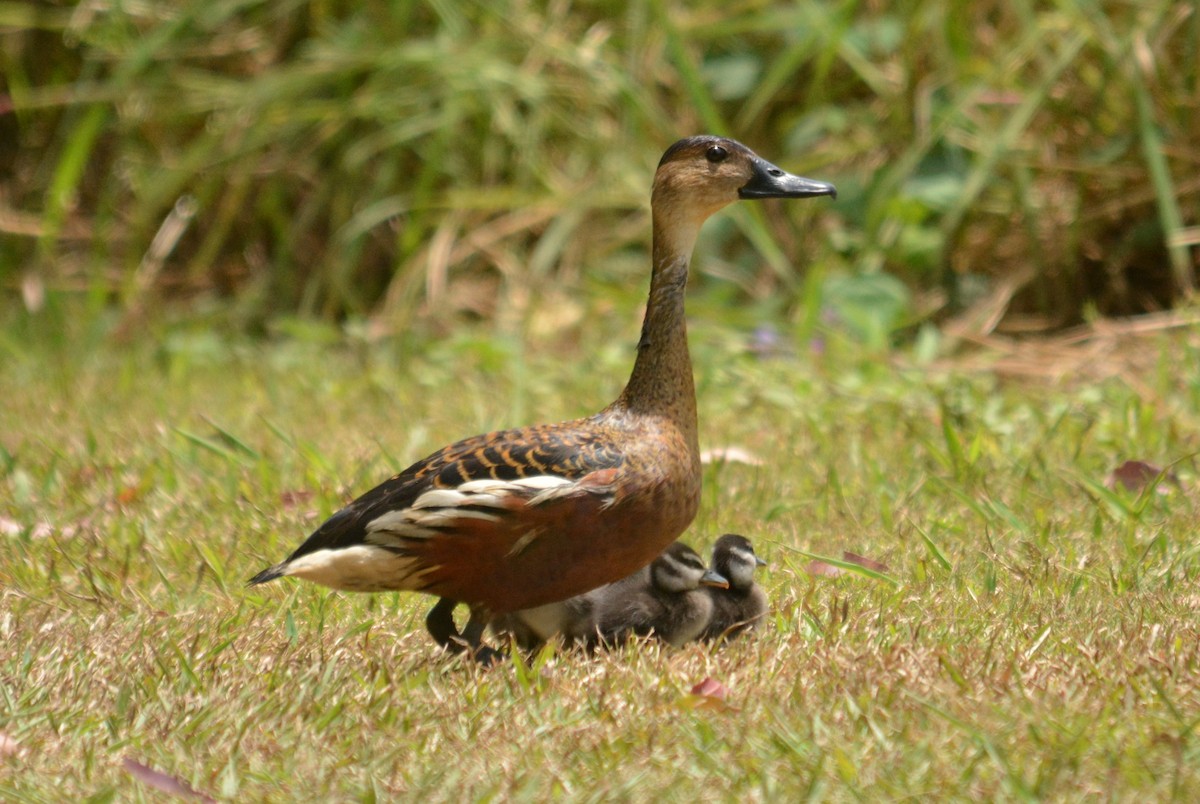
[739, 157, 837, 200]
[700, 570, 731, 589]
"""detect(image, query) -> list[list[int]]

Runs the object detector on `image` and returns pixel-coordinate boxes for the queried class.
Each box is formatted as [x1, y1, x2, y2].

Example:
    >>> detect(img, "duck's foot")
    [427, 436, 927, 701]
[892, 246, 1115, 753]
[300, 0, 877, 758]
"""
[425, 597, 463, 651]
[459, 609, 506, 666]
[426, 598, 504, 664]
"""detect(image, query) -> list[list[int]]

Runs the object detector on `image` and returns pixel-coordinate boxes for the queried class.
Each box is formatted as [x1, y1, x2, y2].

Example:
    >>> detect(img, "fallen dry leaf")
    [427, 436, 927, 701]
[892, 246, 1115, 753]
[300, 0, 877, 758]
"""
[116, 486, 144, 506]
[0, 732, 19, 758]
[279, 489, 315, 508]
[684, 677, 735, 712]
[1107, 460, 1179, 494]
[805, 560, 843, 578]
[843, 551, 890, 573]
[699, 446, 764, 466]
[21, 272, 45, 312]
[690, 677, 729, 699]
[0, 518, 53, 539]
[122, 758, 215, 802]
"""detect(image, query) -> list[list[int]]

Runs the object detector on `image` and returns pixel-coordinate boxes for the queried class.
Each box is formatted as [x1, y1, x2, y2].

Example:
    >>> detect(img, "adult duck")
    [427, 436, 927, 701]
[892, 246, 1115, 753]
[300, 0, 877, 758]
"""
[250, 136, 834, 659]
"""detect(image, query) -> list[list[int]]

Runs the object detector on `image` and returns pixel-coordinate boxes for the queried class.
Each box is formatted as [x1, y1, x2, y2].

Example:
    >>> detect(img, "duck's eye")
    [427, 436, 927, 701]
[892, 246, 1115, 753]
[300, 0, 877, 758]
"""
[706, 145, 728, 164]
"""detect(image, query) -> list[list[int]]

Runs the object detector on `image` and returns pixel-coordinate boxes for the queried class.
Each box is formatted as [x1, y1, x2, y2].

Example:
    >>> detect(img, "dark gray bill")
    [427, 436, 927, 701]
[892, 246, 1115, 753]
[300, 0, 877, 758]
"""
[739, 157, 837, 200]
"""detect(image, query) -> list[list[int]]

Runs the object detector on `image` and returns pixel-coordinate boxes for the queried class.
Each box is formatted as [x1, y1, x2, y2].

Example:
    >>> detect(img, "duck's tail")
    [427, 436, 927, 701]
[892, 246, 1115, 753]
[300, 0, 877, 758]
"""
[247, 563, 287, 586]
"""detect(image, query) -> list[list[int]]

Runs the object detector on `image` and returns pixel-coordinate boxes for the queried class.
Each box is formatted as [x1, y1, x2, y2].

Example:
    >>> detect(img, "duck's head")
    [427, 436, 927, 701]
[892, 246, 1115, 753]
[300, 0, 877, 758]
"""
[653, 542, 730, 593]
[711, 533, 767, 590]
[652, 135, 836, 228]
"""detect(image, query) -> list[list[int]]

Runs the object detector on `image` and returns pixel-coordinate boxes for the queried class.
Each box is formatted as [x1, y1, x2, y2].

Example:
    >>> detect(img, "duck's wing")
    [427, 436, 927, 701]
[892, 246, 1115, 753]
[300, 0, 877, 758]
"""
[250, 418, 624, 587]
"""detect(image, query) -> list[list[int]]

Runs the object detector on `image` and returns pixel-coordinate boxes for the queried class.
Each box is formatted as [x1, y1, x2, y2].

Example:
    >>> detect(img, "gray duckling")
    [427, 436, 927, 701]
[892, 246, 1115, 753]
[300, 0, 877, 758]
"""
[702, 533, 768, 641]
[490, 594, 596, 650]
[591, 541, 729, 648]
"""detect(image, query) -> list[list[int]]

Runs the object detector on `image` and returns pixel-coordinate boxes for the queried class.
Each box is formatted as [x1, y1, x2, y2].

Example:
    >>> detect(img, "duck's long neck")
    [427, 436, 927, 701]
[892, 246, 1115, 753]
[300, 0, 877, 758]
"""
[613, 213, 700, 448]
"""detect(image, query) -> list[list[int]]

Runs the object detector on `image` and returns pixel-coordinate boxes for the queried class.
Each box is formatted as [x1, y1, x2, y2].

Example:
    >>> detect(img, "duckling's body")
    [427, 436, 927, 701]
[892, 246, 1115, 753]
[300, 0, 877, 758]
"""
[490, 593, 596, 650]
[591, 542, 728, 648]
[250, 137, 834, 658]
[702, 533, 768, 641]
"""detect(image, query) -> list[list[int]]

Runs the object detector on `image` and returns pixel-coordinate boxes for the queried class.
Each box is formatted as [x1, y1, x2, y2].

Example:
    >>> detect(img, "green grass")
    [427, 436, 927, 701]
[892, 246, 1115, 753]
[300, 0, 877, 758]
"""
[3, 309, 1200, 799]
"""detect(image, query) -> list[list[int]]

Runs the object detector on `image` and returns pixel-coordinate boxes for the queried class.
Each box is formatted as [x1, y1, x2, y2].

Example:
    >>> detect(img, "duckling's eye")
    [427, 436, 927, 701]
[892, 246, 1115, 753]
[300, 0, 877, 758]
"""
[706, 145, 728, 164]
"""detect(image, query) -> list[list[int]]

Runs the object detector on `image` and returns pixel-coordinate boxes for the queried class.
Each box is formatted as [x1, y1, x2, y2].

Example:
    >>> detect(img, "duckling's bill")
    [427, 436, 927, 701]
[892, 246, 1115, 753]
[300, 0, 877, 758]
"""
[701, 569, 730, 589]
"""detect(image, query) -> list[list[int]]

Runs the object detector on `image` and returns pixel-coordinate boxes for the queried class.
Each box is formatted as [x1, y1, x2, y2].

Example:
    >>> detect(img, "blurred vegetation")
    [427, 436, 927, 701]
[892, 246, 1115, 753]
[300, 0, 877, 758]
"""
[1, 0, 1198, 341]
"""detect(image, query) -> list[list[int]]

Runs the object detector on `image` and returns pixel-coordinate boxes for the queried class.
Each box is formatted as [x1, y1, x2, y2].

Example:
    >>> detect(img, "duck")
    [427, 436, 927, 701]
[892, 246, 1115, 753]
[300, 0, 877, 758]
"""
[590, 541, 729, 648]
[249, 136, 835, 660]
[702, 533, 768, 641]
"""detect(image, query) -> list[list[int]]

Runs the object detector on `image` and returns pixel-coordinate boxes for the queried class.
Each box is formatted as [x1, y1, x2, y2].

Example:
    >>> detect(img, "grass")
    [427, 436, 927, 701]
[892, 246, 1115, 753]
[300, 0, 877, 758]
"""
[3, 304, 1200, 799]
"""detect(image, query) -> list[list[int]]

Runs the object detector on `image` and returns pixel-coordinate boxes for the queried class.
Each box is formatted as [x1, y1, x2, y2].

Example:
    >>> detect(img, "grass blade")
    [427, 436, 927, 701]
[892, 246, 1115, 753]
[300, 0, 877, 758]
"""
[1131, 39, 1193, 295]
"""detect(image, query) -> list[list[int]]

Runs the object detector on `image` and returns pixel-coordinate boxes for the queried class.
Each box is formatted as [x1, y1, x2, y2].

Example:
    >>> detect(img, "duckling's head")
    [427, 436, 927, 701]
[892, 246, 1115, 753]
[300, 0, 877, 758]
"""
[711, 533, 767, 590]
[653, 542, 730, 594]
[652, 135, 836, 230]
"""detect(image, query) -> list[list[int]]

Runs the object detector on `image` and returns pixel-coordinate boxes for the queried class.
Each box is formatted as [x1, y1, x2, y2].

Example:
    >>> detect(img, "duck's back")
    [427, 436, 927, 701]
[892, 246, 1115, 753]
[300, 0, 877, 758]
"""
[257, 411, 699, 614]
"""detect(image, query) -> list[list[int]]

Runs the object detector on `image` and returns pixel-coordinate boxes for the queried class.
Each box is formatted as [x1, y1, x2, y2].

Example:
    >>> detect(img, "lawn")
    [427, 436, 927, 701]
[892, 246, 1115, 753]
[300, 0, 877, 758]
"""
[3, 310, 1199, 800]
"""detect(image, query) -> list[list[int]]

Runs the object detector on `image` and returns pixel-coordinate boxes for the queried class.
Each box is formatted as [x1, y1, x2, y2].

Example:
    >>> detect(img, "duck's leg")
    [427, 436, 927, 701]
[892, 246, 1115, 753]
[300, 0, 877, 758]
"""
[425, 597, 463, 651]
[460, 607, 505, 666]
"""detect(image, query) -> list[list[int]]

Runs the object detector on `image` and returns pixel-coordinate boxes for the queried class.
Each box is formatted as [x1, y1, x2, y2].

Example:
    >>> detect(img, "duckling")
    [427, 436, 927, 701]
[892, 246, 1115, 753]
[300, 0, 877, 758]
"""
[249, 137, 834, 659]
[702, 533, 768, 641]
[591, 542, 729, 648]
[489, 594, 596, 651]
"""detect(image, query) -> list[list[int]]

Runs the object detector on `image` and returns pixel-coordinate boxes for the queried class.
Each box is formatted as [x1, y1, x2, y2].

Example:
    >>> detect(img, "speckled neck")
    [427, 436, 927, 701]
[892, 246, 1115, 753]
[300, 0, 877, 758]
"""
[610, 212, 700, 451]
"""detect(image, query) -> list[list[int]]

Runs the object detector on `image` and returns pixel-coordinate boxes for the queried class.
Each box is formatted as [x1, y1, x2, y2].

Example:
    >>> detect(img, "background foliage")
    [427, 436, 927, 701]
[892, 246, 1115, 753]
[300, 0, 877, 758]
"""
[2, 0, 1198, 339]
